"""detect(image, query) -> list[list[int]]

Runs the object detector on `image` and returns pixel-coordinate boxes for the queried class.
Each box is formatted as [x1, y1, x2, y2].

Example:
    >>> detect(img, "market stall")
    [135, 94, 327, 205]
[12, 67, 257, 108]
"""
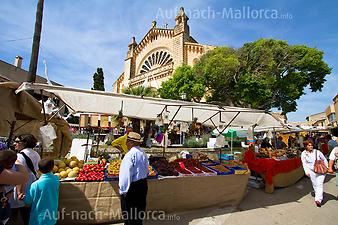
[58, 174, 249, 224]
[14, 82, 286, 224]
[0, 82, 71, 156]
[244, 148, 304, 193]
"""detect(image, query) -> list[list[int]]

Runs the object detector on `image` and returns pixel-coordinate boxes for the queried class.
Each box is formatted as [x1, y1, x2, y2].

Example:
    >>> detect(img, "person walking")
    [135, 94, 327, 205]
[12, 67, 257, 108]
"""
[301, 140, 328, 207]
[119, 132, 149, 225]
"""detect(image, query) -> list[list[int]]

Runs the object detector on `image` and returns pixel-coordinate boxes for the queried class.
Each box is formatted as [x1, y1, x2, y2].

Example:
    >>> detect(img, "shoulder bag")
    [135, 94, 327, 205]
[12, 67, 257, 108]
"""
[313, 150, 327, 174]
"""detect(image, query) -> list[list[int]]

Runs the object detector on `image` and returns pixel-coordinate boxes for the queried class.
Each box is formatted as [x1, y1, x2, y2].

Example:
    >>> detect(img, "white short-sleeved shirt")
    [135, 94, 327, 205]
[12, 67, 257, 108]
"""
[329, 147, 338, 161]
[11, 148, 41, 208]
[301, 149, 328, 175]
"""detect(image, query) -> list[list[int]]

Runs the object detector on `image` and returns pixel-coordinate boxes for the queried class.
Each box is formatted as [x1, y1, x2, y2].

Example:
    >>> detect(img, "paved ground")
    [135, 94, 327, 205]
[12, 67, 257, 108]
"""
[114, 174, 338, 225]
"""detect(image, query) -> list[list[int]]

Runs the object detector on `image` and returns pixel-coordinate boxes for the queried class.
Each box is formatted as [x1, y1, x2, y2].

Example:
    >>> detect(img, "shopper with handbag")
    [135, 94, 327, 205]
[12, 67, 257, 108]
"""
[301, 140, 328, 207]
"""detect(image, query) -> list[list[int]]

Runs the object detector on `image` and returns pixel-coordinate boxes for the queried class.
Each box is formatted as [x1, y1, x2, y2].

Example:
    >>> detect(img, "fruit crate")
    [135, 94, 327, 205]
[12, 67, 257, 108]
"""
[104, 164, 119, 181]
[219, 154, 234, 161]
[176, 168, 194, 177]
[197, 165, 217, 176]
[230, 166, 249, 175]
[201, 159, 217, 167]
[205, 164, 235, 175]
[104, 172, 119, 181]
[185, 167, 205, 176]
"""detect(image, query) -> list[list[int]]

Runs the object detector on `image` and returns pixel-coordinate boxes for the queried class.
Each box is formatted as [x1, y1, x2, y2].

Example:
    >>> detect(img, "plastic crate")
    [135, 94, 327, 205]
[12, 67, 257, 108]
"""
[201, 160, 217, 167]
[104, 171, 119, 181]
[231, 166, 247, 171]
[206, 164, 235, 175]
[177, 168, 194, 177]
[219, 154, 234, 160]
[186, 167, 205, 176]
[230, 165, 248, 175]
[198, 165, 217, 176]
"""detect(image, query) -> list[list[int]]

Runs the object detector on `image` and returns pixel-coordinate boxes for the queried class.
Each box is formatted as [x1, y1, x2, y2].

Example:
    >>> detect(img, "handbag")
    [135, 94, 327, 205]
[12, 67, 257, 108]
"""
[313, 150, 327, 174]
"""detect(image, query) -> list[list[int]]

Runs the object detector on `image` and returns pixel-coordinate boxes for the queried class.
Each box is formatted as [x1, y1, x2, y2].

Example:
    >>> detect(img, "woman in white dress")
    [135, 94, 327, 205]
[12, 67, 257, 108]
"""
[301, 140, 328, 207]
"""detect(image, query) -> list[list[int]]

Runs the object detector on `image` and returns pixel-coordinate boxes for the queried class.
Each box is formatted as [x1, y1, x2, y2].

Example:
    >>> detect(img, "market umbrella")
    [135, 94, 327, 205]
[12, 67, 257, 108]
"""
[222, 129, 237, 154]
[212, 128, 237, 154]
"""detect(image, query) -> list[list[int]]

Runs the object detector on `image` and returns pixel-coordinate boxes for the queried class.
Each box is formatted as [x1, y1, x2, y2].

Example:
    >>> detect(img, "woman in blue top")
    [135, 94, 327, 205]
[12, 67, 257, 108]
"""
[24, 158, 59, 225]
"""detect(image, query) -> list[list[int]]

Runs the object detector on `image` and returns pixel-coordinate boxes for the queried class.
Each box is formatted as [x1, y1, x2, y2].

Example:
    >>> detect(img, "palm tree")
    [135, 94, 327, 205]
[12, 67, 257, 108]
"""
[122, 86, 157, 97]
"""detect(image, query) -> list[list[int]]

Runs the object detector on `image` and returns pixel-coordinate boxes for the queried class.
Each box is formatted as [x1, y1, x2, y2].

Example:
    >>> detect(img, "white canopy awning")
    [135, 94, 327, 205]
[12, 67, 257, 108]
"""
[16, 82, 285, 129]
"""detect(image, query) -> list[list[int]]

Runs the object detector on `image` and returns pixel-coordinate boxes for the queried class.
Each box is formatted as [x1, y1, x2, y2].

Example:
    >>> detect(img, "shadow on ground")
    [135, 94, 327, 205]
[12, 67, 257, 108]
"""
[142, 175, 337, 225]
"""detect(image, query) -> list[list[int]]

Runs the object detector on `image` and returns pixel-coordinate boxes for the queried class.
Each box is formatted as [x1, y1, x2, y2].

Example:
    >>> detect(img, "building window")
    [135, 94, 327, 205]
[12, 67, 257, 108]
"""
[140, 51, 173, 73]
[328, 113, 336, 123]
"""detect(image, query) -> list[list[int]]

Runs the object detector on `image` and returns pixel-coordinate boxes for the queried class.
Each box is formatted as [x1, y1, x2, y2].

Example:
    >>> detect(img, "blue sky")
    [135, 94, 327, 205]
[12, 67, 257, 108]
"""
[0, 0, 337, 122]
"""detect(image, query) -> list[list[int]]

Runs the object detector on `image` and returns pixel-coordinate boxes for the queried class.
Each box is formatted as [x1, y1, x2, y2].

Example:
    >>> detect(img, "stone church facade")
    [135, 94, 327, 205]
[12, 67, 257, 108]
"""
[113, 7, 215, 93]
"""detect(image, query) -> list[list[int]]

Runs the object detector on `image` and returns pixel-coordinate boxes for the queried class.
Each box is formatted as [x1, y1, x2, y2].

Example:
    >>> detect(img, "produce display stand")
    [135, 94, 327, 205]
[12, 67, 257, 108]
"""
[15, 83, 285, 224]
[58, 174, 249, 225]
[262, 166, 304, 193]
[244, 149, 304, 193]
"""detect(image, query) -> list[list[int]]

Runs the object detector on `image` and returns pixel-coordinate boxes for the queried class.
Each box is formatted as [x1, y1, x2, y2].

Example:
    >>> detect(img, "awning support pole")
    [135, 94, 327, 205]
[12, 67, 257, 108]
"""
[47, 104, 65, 122]
[162, 105, 182, 158]
[168, 106, 182, 126]
[13, 120, 34, 133]
[40, 89, 47, 125]
[96, 128, 101, 157]
[219, 112, 241, 135]
[7, 121, 16, 147]
[202, 111, 219, 125]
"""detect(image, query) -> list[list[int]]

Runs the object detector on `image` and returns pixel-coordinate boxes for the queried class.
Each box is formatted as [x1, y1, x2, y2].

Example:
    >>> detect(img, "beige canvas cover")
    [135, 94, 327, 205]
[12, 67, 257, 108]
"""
[16, 82, 285, 129]
[0, 82, 71, 157]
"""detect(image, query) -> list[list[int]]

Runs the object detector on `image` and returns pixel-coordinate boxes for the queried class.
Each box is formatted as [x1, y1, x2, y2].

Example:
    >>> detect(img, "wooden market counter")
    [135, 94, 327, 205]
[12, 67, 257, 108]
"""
[262, 166, 304, 193]
[58, 174, 249, 224]
[244, 150, 304, 193]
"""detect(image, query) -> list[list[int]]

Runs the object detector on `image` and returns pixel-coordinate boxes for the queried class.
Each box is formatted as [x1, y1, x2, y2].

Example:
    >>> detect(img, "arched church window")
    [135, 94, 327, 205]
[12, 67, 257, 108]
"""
[140, 50, 173, 73]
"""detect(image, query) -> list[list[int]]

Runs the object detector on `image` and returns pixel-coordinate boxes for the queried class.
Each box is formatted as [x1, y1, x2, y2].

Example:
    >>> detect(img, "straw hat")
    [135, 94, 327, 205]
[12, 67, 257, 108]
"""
[127, 132, 142, 143]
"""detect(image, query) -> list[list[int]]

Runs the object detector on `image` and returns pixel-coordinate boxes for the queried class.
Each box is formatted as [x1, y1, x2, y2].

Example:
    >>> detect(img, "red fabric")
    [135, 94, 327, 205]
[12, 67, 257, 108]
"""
[244, 150, 302, 185]
[321, 143, 328, 155]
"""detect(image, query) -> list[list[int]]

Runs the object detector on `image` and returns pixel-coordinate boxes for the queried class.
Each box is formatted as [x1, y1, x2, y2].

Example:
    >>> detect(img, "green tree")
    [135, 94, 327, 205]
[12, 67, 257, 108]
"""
[192, 39, 330, 114]
[158, 65, 205, 102]
[194, 47, 240, 105]
[234, 39, 331, 113]
[92, 68, 105, 91]
[122, 85, 157, 97]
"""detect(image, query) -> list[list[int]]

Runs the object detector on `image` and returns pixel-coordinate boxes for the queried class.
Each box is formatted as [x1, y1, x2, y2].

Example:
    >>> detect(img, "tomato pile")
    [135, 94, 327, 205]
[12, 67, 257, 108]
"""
[75, 163, 105, 181]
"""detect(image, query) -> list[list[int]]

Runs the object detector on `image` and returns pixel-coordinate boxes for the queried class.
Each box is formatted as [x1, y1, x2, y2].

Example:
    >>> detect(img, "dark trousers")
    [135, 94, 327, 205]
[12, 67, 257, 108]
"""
[6, 207, 31, 225]
[120, 179, 148, 225]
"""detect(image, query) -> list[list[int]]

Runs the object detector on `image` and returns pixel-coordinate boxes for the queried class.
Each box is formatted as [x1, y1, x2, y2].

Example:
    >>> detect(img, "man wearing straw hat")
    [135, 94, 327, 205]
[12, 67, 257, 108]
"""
[119, 132, 149, 225]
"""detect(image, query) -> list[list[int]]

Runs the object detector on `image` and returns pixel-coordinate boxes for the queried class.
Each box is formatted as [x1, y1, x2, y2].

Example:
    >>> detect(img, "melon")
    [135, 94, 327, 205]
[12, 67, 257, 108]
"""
[58, 168, 65, 173]
[52, 165, 59, 173]
[60, 171, 68, 178]
[67, 171, 78, 178]
[66, 168, 72, 174]
[64, 159, 72, 166]
[58, 162, 66, 169]
[69, 161, 78, 168]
